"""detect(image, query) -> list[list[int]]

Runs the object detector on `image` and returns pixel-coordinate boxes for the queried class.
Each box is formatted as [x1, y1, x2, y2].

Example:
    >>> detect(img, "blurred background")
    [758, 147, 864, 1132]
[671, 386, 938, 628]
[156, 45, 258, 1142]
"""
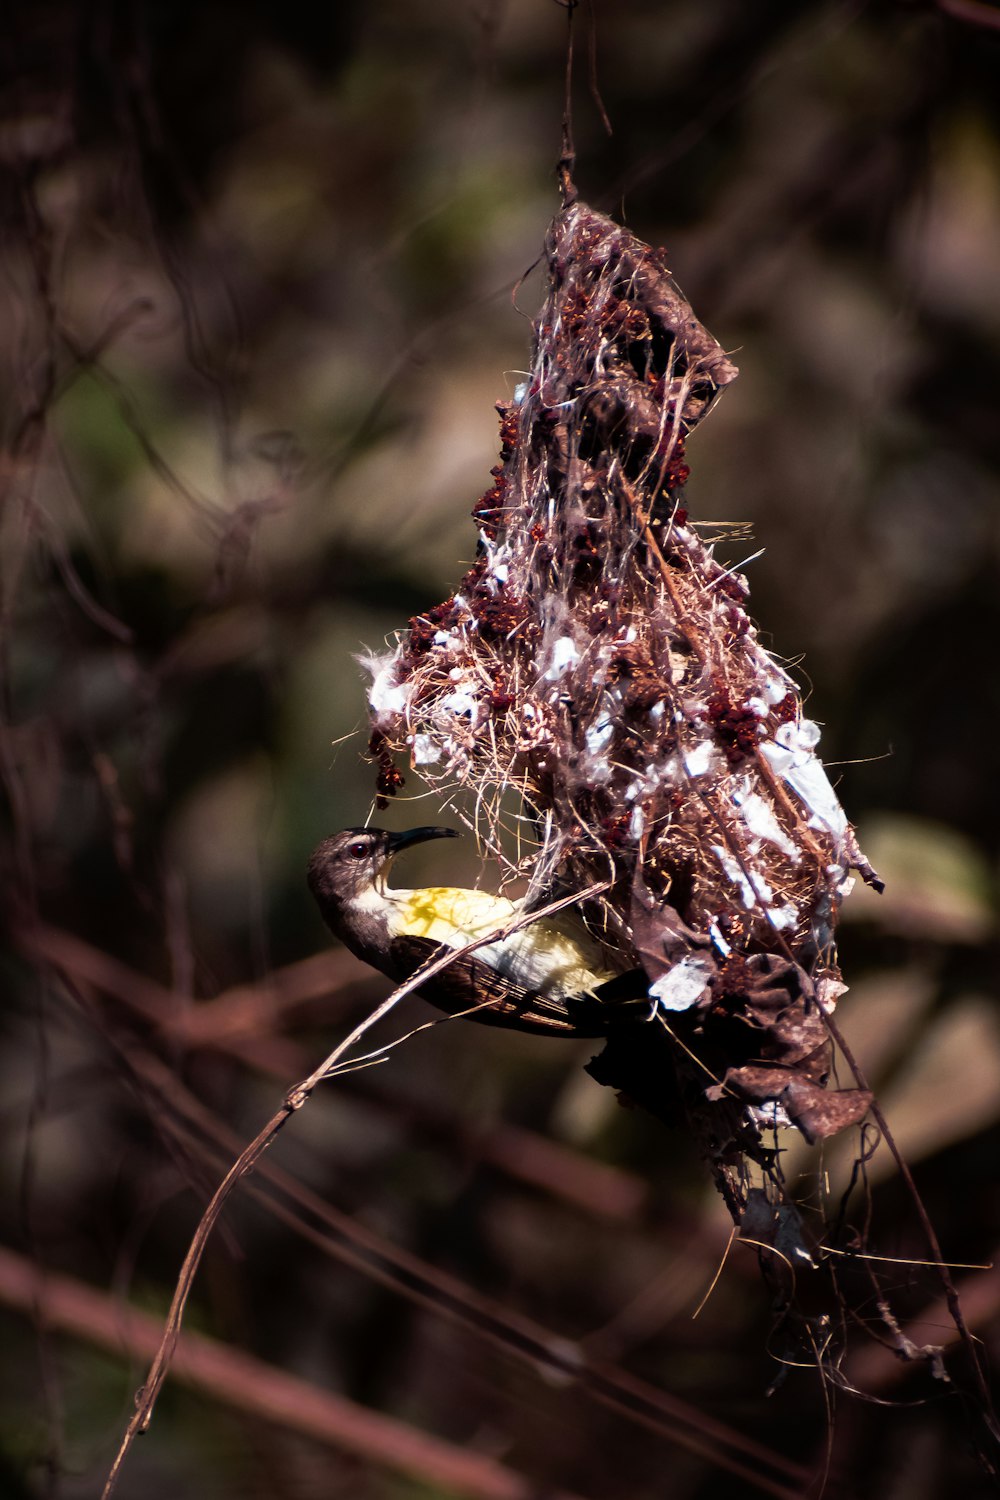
[2, 1, 1000, 1496]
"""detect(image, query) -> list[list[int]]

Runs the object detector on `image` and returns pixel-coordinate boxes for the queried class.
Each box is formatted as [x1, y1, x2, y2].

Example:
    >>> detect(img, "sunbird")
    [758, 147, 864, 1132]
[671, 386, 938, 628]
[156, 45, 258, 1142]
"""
[307, 826, 638, 1035]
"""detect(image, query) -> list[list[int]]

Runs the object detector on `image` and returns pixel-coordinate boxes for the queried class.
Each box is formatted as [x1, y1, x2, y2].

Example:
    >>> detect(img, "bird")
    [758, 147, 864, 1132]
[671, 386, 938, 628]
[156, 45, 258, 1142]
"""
[307, 825, 638, 1035]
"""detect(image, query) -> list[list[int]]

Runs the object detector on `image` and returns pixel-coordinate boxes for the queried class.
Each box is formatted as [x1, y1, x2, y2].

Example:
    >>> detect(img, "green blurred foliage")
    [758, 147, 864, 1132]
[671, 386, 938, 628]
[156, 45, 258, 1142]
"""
[2, 1, 1000, 1497]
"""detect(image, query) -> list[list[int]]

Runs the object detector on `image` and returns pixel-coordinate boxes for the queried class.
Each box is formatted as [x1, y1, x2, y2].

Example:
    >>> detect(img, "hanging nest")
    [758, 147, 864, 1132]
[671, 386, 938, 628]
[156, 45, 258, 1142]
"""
[361, 198, 882, 1224]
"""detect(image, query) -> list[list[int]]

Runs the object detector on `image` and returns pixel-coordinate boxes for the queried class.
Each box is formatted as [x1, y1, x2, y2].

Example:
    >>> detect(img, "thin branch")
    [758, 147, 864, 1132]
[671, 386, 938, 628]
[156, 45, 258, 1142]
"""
[0, 1245, 585, 1500]
[21, 922, 650, 1221]
[101, 881, 611, 1497]
[557, 0, 579, 206]
[22, 924, 371, 1043]
[844, 1263, 1000, 1393]
[820, 1007, 1000, 1443]
[109, 1035, 809, 1495]
[938, 0, 1000, 30]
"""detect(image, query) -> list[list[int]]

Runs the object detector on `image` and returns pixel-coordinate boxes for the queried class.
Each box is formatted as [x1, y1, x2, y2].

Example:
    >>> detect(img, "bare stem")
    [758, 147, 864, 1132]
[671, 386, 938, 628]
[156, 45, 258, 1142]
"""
[102, 879, 610, 1498]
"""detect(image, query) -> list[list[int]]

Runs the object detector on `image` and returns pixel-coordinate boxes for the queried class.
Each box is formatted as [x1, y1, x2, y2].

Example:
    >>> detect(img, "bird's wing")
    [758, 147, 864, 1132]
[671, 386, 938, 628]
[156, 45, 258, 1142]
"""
[387, 935, 612, 1036]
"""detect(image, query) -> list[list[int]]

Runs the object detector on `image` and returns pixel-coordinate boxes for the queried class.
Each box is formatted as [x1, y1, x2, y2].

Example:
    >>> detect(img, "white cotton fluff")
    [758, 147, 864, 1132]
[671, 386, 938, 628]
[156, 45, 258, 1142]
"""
[748, 1101, 793, 1131]
[759, 719, 847, 839]
[713, 845, 773, 909]
[709, 920, 731, 957]
[761, 667, 795, 705]
[585, 715, 615, 754]
[362, 651, 411, 720]
[662, 740, 716, 785]
[542, 635, 580, 681]
[816, 975, 849, 1012]
[684, 740, 715, 777]
[441, 688, 479, 719]
[650, 955, 715, 1012]
[411, 734, 442, 767]
[732, 782, 800, 861]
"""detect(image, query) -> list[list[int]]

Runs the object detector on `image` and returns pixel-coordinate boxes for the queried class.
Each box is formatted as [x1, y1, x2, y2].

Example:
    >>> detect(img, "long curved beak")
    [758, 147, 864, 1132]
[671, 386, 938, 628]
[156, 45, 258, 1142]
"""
[385, 826, 459, 855]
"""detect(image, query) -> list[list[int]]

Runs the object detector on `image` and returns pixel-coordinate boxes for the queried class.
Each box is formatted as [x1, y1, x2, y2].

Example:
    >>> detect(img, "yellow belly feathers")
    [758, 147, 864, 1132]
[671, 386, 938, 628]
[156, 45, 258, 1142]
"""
[387, 886, 616, 999]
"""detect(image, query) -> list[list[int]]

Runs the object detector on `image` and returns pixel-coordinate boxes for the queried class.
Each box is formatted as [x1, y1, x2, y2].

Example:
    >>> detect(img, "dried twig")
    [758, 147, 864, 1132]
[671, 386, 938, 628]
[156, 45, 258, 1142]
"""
[0, 1245, 587, 1500]
[22, 921, 650, 1220]
[100, 882, 609, 1497]
[105, 1040, 809, 1495]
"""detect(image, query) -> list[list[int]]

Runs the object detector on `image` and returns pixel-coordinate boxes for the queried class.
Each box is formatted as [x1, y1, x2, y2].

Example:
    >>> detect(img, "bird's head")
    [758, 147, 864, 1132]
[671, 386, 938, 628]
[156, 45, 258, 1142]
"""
[307, 825, 459, 913]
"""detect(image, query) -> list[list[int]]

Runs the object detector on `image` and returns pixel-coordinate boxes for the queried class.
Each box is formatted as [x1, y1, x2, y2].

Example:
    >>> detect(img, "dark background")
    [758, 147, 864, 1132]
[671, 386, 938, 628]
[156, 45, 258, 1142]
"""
[2, 1, 1000, 1496]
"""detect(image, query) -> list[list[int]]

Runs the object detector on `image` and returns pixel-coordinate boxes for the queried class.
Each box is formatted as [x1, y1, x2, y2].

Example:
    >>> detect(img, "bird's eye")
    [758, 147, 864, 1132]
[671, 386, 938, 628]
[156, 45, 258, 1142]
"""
[348, 840, 368, 860]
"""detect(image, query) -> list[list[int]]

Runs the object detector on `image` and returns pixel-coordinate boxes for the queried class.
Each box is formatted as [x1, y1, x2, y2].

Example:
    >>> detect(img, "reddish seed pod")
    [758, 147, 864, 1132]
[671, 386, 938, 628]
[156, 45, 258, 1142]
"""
[772, 692, 798, 725]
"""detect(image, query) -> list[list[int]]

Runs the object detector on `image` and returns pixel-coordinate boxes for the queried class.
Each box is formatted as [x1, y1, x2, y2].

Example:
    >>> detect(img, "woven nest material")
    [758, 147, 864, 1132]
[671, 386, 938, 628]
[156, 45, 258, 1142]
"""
[362, 199, 881, 1214]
